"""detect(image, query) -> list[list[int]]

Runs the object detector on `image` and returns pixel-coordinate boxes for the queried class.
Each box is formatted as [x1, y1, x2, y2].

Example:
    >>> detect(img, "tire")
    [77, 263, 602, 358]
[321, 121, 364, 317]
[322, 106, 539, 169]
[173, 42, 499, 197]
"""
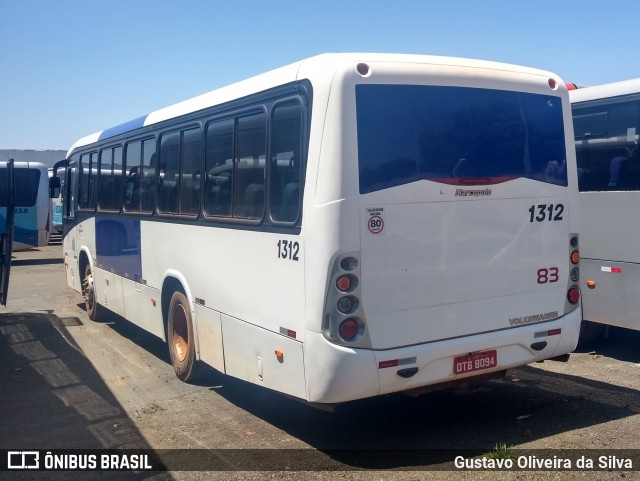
[82, 263, 102, 321]
[167, 291, 202, 382]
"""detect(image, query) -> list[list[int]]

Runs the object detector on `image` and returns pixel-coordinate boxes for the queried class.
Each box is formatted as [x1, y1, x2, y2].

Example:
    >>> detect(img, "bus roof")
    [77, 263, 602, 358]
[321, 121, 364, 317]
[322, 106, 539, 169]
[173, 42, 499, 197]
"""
[67, 52, 561, 156]
[570, 77, 640, 104]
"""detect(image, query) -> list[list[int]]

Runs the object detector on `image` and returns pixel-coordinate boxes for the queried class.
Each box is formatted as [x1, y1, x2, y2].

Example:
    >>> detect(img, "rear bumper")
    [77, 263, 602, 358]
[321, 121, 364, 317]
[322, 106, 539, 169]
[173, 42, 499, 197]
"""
[304, 306, 581, 404]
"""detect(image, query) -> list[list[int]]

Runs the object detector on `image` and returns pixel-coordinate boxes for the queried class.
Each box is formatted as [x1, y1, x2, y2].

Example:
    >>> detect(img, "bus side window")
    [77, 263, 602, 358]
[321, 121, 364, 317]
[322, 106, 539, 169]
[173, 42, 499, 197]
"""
[269, 100, 302, 223]
[180, 127, 202, 215]
[205, 119, 234, 217]
[141, 138, 157, 212]
[124, 141, 142, 211]
[159, 132, 180, 214]
[233, 112, 266, 219]
[98, 147, 113, 211]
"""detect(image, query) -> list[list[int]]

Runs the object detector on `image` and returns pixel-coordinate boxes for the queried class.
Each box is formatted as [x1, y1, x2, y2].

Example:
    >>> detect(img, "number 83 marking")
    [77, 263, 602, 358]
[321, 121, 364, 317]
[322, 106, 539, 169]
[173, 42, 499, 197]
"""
[537, 267, 559, 284]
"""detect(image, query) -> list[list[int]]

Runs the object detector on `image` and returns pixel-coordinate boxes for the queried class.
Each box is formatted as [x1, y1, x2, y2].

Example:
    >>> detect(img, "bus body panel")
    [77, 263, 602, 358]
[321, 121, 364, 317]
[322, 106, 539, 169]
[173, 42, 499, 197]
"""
[579, 258, 640, 329]
[359, 193, 572, 349]
[221, 313, 307, 400]
[94, 267, 126, 317]
[580, 191, 640, 263]
[304, 308, 581, 404]
[140, 222, 306, 341]
[194, 305, 225, 373]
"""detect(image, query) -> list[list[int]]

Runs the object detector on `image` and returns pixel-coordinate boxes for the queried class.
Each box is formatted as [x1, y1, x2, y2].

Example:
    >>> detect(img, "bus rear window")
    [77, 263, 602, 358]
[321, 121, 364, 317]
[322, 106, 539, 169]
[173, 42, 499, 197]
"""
[356, 85, 568, 194]
[0, 168, 40, 207]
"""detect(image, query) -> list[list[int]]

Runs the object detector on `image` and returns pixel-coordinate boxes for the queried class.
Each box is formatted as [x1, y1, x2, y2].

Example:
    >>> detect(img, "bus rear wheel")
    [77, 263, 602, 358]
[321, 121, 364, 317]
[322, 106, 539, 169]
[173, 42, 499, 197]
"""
[82, 264, 102, 321]
[167, 291, 202, 382]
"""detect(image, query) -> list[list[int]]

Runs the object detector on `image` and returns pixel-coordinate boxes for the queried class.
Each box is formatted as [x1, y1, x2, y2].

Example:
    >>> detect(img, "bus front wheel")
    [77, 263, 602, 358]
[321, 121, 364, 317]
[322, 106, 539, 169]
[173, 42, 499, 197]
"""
[167, 291, 202, 382]
[82, 264, 102, 321]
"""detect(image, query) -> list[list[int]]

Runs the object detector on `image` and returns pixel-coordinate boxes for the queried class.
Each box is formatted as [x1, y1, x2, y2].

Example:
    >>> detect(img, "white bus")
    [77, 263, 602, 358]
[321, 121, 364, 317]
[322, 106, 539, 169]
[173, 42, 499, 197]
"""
[570, 79, 640, 338]
[48, 168, 64, 235]
[58, 53, 581, 406]
[0, 161, 51, 250]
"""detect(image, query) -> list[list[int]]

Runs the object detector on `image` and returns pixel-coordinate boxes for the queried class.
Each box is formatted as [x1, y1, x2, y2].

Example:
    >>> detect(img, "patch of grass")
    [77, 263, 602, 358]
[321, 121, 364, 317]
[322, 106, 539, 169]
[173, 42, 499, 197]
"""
[484, 442, 516, 460]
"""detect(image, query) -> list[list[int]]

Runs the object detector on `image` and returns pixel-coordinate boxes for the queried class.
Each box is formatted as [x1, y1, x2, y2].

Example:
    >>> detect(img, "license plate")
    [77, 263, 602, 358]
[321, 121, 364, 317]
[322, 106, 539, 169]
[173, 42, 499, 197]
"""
[453, 350, 497, 375]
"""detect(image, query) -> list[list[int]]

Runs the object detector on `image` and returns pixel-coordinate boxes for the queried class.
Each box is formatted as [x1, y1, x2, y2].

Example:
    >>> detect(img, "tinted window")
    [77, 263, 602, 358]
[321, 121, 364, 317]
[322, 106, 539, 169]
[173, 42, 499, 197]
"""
[180, 128, 202, 215]
[0, 168, 40, 207]
[78, 152, 97, 209]
[269, 101, 302, 222]
[98, 146, 123, 211]
[159, 129, 201, 215]
[234, 113, 266, 219]
[124, 141, 142, 211]
[573, 100, 640, 192]
[357, 85, 568, 194]
[205, 119, 234, 216]
[141, 138, 157, 212]
[159, 132, 180, 213]
[124, 139, 155, 212]
[98, 148, 113, 210]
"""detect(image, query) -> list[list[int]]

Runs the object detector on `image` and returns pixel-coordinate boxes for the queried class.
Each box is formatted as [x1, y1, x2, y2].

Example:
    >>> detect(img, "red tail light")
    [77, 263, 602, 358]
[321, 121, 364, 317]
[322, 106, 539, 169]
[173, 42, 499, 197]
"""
[338, 319, 359, 341]
[567, 287, 580, 304]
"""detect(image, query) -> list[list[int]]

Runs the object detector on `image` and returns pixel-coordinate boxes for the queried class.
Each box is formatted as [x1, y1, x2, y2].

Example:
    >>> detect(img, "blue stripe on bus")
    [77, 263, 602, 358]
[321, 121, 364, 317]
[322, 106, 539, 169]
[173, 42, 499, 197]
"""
[98, 115, 149, 141]
[95, 217, 142, 280]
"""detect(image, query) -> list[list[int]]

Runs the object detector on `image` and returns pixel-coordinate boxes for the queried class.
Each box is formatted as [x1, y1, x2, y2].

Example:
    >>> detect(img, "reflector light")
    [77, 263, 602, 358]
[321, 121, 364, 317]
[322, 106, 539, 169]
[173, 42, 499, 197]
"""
[586, 280, 596, 289]
[570, 250, 580, 264]
[339, 318, 359, 341]
[378, 359, 399, 369]
[547, 328, 562, 336]
[567, 287, 580, 304]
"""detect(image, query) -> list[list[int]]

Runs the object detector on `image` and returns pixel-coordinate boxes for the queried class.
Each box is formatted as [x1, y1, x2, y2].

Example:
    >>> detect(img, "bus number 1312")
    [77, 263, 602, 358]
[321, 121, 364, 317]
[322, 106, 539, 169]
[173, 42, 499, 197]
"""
[277, 240, 300, 261]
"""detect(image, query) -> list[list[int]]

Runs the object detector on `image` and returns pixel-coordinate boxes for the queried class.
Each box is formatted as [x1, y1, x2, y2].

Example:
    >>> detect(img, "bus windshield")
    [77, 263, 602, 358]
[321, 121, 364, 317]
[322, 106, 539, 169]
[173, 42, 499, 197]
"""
[357, 85, 568, 193]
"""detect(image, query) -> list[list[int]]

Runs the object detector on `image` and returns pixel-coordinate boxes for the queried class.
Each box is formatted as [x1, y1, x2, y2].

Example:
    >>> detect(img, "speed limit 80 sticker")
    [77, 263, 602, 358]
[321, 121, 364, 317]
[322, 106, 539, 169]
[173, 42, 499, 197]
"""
[366, 207, 385, 235]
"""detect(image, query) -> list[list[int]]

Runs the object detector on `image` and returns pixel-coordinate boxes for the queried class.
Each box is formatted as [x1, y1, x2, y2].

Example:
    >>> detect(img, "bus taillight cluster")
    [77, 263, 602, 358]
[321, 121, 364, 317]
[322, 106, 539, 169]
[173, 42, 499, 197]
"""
[323, 254, 367, 345]
[335, 257, 363, 341]
[567, 235, 581, 305]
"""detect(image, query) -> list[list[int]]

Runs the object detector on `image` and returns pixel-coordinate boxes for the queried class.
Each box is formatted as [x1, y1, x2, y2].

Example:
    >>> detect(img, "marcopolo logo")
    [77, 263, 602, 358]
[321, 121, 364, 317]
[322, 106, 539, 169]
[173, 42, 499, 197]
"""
[7, 451, 40, 469]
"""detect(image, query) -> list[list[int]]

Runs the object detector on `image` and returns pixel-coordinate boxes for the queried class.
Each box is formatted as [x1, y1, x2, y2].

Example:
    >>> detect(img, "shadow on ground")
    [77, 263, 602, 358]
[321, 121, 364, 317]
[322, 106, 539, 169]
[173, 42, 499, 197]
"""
[0, 312, 173, 480]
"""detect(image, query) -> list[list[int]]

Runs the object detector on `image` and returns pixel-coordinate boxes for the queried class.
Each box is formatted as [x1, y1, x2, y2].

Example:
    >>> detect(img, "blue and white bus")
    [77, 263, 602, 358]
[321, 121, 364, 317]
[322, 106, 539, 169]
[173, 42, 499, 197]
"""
[0, 161, 51, 250]
[58, 53, 581, 406]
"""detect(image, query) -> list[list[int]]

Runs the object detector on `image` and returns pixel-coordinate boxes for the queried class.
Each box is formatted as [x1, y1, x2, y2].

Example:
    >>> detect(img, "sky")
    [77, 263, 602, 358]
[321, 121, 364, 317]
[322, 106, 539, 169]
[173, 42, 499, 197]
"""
[2, 0, 640, 150]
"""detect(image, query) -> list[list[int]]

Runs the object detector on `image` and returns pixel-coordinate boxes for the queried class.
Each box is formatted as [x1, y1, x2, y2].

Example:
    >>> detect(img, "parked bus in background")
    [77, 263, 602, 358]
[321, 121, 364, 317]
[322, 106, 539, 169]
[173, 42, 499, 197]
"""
[48, 168, 63, 235]
[0, 161, 51, 250]
[55, 53, 581, 406]
[570, 78, 640, 341]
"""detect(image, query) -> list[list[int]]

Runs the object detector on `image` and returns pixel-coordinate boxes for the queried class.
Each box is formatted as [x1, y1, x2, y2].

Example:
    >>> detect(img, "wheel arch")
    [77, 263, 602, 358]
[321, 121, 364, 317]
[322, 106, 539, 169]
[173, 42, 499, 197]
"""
[160, 271, 199, 355]
[77, 247, 92, 283]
